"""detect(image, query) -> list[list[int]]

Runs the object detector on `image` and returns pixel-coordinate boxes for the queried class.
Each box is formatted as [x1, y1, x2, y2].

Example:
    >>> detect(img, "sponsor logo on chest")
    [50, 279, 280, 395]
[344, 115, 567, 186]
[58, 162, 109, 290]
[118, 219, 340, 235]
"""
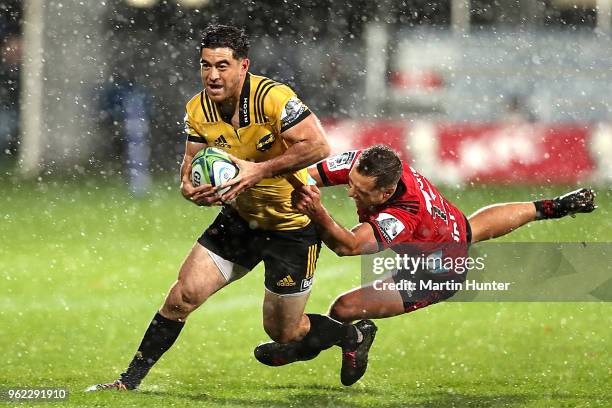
[256, 133, 276, 152]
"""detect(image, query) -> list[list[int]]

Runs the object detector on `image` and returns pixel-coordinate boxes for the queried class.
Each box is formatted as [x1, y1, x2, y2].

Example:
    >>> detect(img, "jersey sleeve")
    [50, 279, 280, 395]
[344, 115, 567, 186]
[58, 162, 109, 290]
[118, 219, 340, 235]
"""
[366, 208, 420, 249]
[315, 150, 361, 186]
[183, 112, 206, 143]
[263, 84, 312, 134]
[183, 93, 206, 143]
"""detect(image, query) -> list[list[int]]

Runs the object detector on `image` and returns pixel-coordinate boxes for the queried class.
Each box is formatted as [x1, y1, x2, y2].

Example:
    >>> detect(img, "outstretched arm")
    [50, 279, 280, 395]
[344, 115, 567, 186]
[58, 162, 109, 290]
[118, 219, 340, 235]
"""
[292, 185, 379, 256]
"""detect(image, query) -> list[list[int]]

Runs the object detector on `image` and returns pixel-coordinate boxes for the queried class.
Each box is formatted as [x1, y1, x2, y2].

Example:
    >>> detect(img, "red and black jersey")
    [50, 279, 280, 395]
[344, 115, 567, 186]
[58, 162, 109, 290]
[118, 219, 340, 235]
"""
[316, 150, 470, 251]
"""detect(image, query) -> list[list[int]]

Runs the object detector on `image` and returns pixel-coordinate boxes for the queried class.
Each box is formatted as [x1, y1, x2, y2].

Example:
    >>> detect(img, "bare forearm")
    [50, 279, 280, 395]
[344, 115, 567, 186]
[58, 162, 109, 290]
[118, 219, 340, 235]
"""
[294, 184, 380, 256]
[181, 141, 206, 186]
[311, 209, 361, 256]
[260, 138, 329, 178]
[180, 159, 190, 183]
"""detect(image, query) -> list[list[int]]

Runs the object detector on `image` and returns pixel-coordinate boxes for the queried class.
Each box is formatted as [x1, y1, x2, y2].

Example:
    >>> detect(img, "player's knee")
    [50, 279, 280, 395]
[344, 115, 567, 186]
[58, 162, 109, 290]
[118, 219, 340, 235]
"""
[162, 283, 203, 318]
[179, 286, 204, 311]
[328, 296, 355, 323]
[161, 298, 196, 318]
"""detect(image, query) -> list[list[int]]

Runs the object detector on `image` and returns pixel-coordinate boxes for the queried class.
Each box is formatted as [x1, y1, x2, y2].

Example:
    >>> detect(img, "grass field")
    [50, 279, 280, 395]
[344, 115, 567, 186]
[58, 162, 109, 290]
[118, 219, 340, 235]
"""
[1, 179, 611, 407]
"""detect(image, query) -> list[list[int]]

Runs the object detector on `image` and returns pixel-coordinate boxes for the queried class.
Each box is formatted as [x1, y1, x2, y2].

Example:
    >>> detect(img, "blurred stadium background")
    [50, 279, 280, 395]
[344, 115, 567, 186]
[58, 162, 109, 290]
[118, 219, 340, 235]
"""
[1, 0, 611, 185]
[1, 1, 611, 406]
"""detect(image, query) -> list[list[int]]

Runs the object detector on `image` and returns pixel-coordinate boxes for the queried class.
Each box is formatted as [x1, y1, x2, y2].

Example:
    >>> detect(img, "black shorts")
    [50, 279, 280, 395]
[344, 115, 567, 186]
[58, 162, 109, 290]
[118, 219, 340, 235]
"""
[198, 206, 321, 295]
[393, 216, 472, 312]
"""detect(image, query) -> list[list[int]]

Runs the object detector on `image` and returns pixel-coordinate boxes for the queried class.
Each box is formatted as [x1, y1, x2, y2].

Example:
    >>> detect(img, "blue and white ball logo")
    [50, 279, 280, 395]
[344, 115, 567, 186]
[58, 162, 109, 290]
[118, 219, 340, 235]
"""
[212, 161, 237, 195]
[191, 147, 239, 196]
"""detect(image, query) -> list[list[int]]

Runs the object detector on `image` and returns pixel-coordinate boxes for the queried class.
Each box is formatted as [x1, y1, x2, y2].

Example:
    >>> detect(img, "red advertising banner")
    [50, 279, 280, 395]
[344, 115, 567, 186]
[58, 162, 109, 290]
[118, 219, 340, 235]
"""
[435, 123, 595, 184]
[322, 120, 605, 184]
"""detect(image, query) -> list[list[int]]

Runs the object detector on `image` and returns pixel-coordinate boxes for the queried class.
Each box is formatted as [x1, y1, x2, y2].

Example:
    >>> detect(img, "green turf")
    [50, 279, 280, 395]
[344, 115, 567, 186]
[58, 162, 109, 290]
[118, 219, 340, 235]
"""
[1, 179, 610, 407]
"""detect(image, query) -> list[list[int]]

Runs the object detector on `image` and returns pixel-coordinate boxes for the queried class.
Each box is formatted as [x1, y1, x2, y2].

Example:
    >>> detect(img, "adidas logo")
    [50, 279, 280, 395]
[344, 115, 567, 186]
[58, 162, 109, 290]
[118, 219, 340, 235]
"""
[276, 275, 296, 287]
[214, 135, 230, 148]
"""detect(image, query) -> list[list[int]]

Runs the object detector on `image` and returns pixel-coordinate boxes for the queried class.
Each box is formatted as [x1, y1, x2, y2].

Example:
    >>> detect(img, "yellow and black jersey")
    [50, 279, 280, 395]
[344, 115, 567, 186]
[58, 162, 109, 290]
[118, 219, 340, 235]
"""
[183, 73, 313, 231]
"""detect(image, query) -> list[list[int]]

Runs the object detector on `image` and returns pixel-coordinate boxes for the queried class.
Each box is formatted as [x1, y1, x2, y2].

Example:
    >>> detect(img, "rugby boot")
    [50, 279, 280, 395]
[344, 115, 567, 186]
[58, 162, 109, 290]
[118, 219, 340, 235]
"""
[85, 380, 130, 392]
[254, 341, 320, 367]
[340, 319, 378, 386]
[536, 188, 597, 219]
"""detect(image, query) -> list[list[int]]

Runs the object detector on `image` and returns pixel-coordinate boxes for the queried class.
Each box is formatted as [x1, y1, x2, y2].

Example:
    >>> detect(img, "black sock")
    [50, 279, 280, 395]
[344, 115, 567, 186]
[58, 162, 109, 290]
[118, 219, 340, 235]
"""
[298, 314, 357, 356]
[534, 199, 555, 220]
[119, 312, 185, 389]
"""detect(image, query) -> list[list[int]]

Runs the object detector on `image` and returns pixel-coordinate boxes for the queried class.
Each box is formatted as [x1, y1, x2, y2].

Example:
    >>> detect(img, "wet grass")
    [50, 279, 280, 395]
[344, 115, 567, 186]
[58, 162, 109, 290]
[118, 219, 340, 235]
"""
[1, 180, 610, 407]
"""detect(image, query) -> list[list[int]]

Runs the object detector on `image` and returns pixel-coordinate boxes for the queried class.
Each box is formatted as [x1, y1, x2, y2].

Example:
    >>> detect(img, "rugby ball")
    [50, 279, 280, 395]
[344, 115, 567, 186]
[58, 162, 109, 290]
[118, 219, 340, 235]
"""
[191, 147, 239, 195]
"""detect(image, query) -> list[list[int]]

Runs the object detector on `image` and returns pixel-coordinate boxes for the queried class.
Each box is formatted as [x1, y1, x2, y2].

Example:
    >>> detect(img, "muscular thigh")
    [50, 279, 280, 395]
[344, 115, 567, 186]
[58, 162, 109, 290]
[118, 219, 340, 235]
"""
[197, 206, 263, 274]
[175, 243, 229, 301]
[330, 278, 406, 322]
[177, 207, 264, 300]
[161, 243, 231, 321]
[260, 223, 320, 340]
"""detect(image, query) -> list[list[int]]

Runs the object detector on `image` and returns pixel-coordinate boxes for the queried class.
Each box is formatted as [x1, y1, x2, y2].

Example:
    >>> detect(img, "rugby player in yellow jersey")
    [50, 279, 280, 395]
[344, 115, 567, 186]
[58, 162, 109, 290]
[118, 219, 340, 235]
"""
[87, 24, 375, 391]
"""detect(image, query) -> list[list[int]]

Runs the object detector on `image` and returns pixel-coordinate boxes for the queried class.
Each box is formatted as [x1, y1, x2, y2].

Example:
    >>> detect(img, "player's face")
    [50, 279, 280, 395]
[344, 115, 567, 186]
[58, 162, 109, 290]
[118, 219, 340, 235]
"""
[200, 47, 249, 103]
[348, 169, 395, 209]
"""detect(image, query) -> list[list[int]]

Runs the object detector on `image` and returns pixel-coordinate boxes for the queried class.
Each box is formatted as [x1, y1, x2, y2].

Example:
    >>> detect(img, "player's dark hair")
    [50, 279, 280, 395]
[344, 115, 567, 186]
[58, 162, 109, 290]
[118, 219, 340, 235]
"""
[355, 144, 403, 189]
[200, 24, 250, 59]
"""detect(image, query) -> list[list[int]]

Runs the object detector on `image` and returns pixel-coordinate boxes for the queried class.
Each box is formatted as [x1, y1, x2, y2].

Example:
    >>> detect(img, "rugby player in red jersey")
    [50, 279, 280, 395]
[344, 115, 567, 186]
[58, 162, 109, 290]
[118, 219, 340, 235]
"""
[255, 144, 596, 385]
